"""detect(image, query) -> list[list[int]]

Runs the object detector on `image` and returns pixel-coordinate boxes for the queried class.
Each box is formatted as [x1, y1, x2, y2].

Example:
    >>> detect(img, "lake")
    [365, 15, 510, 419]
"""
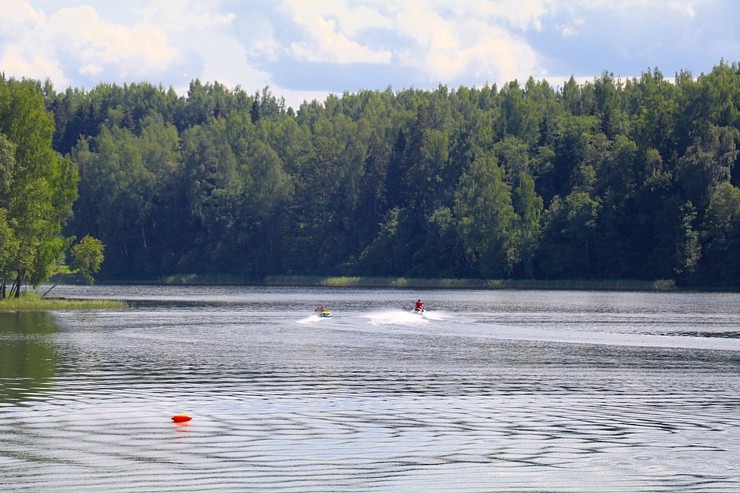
[1, 285, 739, 492]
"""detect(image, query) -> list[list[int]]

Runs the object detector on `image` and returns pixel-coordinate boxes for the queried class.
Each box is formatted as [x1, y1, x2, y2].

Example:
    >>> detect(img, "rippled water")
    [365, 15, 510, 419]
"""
[1, 285, 739, 492]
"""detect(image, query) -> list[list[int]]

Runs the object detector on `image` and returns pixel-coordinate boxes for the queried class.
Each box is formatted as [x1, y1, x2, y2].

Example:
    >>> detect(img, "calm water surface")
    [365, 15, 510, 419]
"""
[1, 285, 739, 492]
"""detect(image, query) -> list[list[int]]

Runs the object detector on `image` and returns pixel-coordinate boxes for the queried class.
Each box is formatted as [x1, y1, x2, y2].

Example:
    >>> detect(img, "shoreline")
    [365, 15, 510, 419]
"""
[263, 276, 680, 291]
[83, 275, 686, 291]
[48, 273, 739, 292]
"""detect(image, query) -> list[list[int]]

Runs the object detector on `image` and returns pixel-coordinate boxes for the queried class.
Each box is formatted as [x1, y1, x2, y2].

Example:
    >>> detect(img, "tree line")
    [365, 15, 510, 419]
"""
[2, 60, 739, 290]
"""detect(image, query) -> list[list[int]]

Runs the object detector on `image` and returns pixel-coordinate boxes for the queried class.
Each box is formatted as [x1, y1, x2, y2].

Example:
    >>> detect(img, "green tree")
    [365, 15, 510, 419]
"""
[674, 202, 701, 280]
[454, 153, 518, 277]
[401, 106, 432, 214]
[0, 209, 19, 298]
[0, 78, 78, 298]
[632, 170, 679, 278]
[494, 135, 530, 186]
[235, 139, 293, 278]
[675, 124, 738, 212]
[699, 182, 740, 285]
[537, 192, 601, 279]
[357, 131, 389, 247]
[497, 79, 540, 144]
[627, 68, 677, 160]
[71, 235, 105, 284]
[512, 173, 543, 278]
[359, 207, 419, 276]
[0, 133, 16, 204]
[176, 121, 238, 274]
[72, 125, 153, 278]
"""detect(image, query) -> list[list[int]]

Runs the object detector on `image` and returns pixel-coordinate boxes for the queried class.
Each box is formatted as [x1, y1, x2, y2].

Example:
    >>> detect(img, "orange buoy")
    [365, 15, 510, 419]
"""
[172, 414, 192, 423]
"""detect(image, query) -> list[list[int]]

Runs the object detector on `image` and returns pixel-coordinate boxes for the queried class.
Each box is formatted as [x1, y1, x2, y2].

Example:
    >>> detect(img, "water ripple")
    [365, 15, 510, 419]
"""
[2, 288, 739, 492]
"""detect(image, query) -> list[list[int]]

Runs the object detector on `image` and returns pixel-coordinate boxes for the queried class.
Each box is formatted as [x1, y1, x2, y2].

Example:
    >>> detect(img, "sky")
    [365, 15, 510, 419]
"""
[1, 0, 738, 109]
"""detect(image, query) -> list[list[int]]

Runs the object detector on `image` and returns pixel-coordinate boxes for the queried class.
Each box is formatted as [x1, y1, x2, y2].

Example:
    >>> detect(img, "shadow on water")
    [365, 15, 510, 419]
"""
[0, 311, 58, 403]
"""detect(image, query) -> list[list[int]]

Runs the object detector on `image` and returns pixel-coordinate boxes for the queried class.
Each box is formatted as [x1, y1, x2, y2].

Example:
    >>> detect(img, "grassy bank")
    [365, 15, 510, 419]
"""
[262, 276, 678, 291]
[159, 274, 678, 290]
[90, 273, 681, 291]
[0, 293, 127, 311]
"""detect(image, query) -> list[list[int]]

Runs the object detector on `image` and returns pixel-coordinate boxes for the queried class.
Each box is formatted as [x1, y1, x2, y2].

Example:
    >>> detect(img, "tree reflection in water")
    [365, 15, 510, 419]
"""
[0, 311, 58, 402]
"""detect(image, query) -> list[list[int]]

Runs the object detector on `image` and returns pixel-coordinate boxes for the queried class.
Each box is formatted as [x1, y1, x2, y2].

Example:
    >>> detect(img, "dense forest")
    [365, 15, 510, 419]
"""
[1, 60, 739, 288]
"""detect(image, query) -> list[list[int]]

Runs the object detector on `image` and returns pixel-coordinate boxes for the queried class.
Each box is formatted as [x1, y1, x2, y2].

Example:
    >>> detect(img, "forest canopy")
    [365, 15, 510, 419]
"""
[3, 60, 739, 287]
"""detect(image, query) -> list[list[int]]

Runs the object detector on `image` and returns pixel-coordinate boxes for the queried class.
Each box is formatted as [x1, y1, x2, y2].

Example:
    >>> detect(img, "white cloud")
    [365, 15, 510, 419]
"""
[1, 1, 179, 86]
[448, 0, 552, 31]
[388, 1, 547, 83]
[80, 63, 104, 76]
[570, 0, 701, 14]
[554, 0, 706, 23]
[559, 17, 584, 37]
[187, 30, 273, 91]
[0, 0, 64, 82]
[142, 1, 274, 96]
[140, 0, 235, 32]
[49, 6, 178, 77]
[0, 0, 45, 36]
[1, 44, 68, 85]
[241, 14, 281, 62]
[284, 0, 392, 63]
[2, 0, 734, 109]
[279, 0, 550, 84]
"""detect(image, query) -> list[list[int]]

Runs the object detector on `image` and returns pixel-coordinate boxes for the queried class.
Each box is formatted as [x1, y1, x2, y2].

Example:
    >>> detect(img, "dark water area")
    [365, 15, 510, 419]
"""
[1, 285, 739, 492]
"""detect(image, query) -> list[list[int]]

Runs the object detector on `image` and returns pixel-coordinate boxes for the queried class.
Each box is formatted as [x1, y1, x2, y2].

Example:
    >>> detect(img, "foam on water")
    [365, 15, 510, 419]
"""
[364, 309, 431, 326]
[297, 314, 323, 324]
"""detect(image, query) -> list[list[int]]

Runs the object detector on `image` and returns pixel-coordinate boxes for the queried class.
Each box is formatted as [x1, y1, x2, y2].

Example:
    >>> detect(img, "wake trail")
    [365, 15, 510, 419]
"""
[363, 309, 432, 326]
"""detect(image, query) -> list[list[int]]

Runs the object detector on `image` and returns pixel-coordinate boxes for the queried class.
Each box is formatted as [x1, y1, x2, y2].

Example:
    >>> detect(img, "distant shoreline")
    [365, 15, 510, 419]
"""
[263, 276, 681, 291]
[84, 275, 687, 291]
